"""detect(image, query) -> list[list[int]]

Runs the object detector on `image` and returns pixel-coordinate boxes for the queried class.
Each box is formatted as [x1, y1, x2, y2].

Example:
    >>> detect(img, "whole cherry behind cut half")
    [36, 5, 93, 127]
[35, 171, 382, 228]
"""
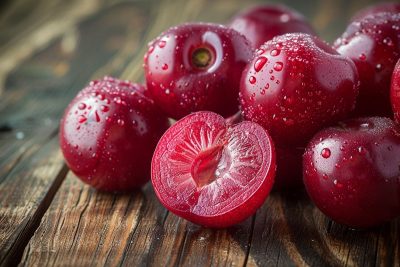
[228, 4, 315, 49]
[240, 33, 359, 147]
[151, 111, 276, 228]
[60, 76, 170, 192]
[303, 117, 400, 228]
[334, 12, 400, 117]
[144, 23, 253, 120]
[391, 59, 400, 122]
[351, 2, 400, 22]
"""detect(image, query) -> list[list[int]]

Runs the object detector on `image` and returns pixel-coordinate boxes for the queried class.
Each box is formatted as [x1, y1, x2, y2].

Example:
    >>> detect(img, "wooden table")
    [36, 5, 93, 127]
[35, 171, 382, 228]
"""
[0, 0, 398, 266]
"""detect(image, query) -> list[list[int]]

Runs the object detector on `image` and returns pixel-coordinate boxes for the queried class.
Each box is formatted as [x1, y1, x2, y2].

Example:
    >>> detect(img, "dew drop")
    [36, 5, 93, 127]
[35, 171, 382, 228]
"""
[117, 119, 125, 126]
[78, 103, 86, 110]
[158, 40, 166, 48]
[270, 49, 281, 56]
[249, 76, 256, 84]
[78, 115, 87, 123]
[101, 105, 109, 112]
[162, 63, 169, 70]
[165, 88, 170, 94]
[95, 110, 100, 122]
[254, 57, 268, 72]
[321, 148, 331, 158]
[273, 62, 283, 71]
[359, 53, 366, 61]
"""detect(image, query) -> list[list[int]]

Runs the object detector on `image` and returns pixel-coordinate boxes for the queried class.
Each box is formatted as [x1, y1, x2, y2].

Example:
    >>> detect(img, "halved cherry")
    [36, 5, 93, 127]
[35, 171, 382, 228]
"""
[151, 111, 276, 228]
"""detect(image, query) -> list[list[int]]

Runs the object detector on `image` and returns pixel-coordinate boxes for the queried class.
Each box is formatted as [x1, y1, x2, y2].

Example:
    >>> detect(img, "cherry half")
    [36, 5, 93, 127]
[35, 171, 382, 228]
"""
[144, 23, 253, 120]
[228, 4, 315, 49]
[303, 117, 400, 228]
[334, 12, 400, 117]
[151, 111, 276, 228]
[60, 76, 170, 192]
[391, 59, 400, 122]
[240, 33, 359, 147]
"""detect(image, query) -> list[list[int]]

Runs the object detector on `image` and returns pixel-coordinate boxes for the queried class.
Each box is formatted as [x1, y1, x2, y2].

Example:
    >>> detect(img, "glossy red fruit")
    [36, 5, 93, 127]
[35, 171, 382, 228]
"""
[303, 117, 400, 228]
[274, 146, 304, 188]
[240, 33, 359, 147]
[334, 12, 400, 117]
[229, 4, 315, 49]
[60, 76, 170, 192]
[391, 59, 400, 121]
[144, 23, 253, 120]
[351, 2, 400, 22]
[151, 111, 276, 228]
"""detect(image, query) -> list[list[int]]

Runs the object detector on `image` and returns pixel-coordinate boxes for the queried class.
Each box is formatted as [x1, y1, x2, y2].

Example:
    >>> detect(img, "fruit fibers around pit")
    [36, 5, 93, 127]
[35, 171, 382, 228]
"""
[144, 23, 253, 120]
[60, 76, 170, 192]
[229, 4, 315, 49]
[240, 33, 360, 147]
[303, 117, 400, 228]
[151, 111, 276, 228]
[334, 12, 400, 117]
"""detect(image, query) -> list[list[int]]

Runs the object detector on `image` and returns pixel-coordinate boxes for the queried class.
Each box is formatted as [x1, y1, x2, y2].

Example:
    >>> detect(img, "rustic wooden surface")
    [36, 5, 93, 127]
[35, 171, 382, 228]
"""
[0, 0, 399, 266]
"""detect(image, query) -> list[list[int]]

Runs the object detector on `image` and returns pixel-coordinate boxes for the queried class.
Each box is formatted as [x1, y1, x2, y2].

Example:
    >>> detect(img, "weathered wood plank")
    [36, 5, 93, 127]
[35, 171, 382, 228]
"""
[0, 1, 150, 265]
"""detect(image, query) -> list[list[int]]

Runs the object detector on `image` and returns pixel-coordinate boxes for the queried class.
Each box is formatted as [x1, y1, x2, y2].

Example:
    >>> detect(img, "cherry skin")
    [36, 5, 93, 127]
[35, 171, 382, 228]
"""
[228, 4, 315, 49]
[240, 33, 359, 147]
[303, 117, 400, 228]
[334, 12, 400, 117]
[351, 2, 400, 22]
[151, 111, 276, 228]
[144, 23, 253, 120]
[60, 76, 170, 192]
[391, 59, 400, 122]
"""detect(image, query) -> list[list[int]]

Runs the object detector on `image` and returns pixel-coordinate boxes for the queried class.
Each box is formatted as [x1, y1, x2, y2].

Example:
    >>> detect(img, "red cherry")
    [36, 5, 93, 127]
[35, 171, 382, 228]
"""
[228, 4, 315, 49]
[351, 2, 400, 21]
[334, 12, 400, 117]
[144, 23, 253, 120]
[391, 59, 400, 121]
[60, 76, 170, 192]
[240, 33, 359, 147]
[303, 117, 400, 228]
[151, 111, 276, 228]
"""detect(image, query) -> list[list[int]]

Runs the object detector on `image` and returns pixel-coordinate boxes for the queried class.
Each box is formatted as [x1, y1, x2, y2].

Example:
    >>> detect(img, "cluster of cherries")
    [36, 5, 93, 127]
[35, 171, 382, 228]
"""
[60, 3, 400, 229]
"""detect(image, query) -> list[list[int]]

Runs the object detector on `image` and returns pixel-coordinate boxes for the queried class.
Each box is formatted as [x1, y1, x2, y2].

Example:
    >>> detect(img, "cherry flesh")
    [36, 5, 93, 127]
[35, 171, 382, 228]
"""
[303, 117, 400, 228]
[334, 12, 400, 117]
[391, 59, 400, 122]
[351, 2, 400, 22]
[240, 33, 359, 147]
[151, 111, 276, 228]
[60, 76, 170, 192]
[228, 4, 315, 49]
[144, 23, 253, 120]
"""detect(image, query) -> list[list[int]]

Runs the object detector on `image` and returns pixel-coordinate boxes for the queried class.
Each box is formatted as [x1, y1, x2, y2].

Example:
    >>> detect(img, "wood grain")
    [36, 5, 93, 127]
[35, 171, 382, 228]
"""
[0, 0, 398, 266]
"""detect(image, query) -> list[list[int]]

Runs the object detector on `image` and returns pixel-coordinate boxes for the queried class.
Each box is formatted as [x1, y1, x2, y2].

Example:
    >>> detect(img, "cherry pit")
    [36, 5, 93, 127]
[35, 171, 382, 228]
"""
[60, 2, 400, 228]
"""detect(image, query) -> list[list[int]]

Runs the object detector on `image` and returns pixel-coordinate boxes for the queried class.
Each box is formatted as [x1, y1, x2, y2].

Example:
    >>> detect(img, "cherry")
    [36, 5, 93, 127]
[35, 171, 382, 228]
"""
[144, 23, 253, 120]
[334, 12, 400, 117]
[151, 111, 276, 228]
[303, 117, 400, 228]
[228, 4, 315, 49]
[240, 33, 359, 147]
[391, 59, 400, 122]
[351, 2, 400, 22]
[60, 76, 170, 192]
